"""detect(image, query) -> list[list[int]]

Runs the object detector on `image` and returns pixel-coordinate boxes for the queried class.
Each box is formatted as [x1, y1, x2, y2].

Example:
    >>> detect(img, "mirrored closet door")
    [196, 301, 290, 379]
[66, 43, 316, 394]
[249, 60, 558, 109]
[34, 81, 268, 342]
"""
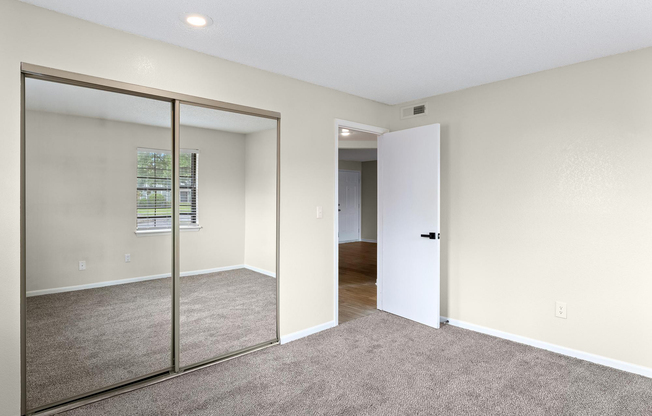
[22, 65, 280, 415]
[24, 78, 174, 410]
[178, 103, 278, 368]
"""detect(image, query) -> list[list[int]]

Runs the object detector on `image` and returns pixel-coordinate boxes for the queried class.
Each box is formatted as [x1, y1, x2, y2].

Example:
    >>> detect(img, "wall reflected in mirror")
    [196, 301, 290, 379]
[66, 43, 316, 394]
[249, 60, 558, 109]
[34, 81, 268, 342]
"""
[179, 104, 278, 367]
[24, 78, 173, 410]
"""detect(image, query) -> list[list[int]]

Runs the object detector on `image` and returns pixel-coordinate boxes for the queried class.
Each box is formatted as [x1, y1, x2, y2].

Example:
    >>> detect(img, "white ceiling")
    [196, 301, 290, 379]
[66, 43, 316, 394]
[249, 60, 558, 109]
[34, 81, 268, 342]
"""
[20, 1, 652, 105]
[339, 149, 377, 162]
[25, 77, 277, 134]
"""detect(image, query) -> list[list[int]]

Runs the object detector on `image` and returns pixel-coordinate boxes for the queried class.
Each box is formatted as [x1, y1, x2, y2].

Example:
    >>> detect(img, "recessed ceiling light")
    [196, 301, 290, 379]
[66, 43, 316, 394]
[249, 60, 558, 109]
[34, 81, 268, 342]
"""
[183, 13, 213, 28]
[341, 129, 350, 133]
[341, 132, 350, 136]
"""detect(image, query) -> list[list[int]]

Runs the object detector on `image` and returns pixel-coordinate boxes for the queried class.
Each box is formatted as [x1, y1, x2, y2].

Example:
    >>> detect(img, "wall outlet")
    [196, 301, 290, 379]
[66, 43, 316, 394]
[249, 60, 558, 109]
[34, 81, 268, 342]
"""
[555, 301, 567, 319]
[316, 206, 323, 219]
[124, 254, 131, 263]
[78, 261, 86, 271]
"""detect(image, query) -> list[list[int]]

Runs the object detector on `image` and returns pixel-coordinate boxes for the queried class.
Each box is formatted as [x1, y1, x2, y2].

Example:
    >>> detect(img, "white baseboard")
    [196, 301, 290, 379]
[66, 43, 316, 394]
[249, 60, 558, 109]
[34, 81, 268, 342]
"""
[339, 239, 377, 244]
[26, 265, 245, 297]
[181, 265, 244, 277]
[244, 264, 276, 278]
[441, 316, 652, 379]
[280, 320, 337, 344]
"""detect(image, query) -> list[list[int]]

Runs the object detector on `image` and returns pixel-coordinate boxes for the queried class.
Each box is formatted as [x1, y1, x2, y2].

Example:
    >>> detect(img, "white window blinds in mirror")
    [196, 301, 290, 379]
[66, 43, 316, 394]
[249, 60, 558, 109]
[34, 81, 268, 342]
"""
[136, 148, 199, 231]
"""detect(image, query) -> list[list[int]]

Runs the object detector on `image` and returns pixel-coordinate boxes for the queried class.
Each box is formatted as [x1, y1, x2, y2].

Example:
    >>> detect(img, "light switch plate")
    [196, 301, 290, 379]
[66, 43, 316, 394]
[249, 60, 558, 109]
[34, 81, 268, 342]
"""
[316, 206, 323, 219]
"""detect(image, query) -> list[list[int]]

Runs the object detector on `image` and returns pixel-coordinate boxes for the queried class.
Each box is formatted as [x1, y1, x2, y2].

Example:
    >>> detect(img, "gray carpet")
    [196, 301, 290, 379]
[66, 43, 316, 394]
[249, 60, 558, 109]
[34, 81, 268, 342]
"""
[61, 312, 652, 416]
[26, 269, 276, 410]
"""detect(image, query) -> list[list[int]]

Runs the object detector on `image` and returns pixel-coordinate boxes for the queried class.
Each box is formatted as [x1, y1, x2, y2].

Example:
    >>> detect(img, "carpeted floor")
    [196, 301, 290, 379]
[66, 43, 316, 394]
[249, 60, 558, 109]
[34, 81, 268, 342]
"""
[61, 312, 652, 416]
[26, 269, 276, 410]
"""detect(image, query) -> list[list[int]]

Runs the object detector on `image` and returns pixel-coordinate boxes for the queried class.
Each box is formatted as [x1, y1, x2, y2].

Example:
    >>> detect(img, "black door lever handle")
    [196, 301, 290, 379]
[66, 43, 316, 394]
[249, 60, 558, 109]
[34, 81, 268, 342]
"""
[420, 232, 440, 240]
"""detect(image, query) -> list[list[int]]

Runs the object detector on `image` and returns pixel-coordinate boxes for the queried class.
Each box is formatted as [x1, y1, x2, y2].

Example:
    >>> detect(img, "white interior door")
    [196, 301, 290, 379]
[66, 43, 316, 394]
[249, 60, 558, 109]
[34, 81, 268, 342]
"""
[379, 124, 440, 328]
[338, 170, 360, 243]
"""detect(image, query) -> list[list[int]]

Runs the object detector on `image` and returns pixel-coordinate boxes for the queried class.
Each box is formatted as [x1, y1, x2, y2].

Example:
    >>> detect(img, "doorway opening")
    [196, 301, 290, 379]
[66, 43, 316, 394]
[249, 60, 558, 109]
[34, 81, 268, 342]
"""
[334, 120, 387, 324]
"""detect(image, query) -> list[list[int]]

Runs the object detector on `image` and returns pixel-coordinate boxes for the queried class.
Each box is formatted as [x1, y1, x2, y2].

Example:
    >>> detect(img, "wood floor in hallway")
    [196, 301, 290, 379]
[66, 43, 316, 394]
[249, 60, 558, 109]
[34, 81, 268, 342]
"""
[338, 241, 378, 324]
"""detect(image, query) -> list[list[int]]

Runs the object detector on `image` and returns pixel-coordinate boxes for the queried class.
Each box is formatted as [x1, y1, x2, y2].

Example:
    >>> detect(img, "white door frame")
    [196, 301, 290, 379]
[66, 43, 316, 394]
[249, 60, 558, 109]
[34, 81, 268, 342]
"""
[338, 169, 362, 243]
[334, 119, 389, 324]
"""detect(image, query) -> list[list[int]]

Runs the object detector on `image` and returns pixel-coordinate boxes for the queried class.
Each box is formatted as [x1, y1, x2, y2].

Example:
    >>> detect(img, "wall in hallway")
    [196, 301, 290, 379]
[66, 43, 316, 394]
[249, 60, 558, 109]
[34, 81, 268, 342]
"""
[338, 160, 361, 171]
[361, 161, 377, 241]
[338, 160, 377, 241]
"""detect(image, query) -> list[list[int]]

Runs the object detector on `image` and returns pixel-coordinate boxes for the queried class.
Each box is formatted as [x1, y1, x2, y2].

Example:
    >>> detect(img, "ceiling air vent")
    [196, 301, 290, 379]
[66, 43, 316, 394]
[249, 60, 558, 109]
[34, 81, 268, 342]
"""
[400, 103, 428, 119]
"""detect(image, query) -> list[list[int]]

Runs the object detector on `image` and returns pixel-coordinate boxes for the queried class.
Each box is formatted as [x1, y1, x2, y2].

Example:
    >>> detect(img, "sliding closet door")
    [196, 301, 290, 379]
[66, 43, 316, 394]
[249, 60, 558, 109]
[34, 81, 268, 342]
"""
[24, 78, 173, 411]
[178, 103, 278, 368]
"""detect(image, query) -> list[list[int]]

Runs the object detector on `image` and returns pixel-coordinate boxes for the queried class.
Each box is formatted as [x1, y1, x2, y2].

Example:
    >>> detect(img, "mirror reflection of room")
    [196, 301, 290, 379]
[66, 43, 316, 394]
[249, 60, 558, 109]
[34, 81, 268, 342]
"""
[25, 78, 173, 409]
[178, 104, 277, 367]
[24, 77, 278, 410]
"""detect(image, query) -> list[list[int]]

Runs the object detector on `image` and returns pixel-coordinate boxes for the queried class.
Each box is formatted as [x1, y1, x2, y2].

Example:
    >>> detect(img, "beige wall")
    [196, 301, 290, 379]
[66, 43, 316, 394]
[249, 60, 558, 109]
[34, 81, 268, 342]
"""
[25, 111, 252, 293]
[361, 161, 377, 241]
[179, 124, 247, 276]
[0, 1, 388, 412]
[244, 129, 277, 275]
[389, 47, 652, 371]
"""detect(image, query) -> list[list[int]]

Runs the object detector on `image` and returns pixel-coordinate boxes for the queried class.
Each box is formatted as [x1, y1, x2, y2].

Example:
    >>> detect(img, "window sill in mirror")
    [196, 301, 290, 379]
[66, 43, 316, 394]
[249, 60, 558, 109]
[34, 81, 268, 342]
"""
[134, 226, 202, 236]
